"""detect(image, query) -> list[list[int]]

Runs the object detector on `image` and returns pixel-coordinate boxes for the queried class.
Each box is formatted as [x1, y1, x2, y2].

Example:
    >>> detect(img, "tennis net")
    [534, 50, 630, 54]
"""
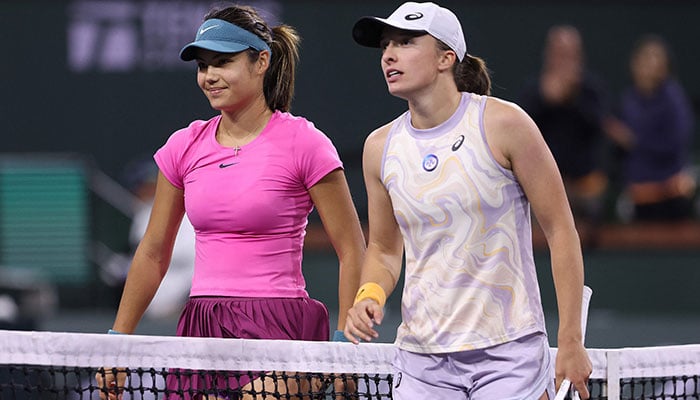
[1, 329, 699, 399]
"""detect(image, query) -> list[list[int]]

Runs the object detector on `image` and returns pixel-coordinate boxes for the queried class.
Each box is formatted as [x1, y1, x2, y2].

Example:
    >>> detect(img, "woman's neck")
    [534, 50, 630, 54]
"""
[407, 87, 463, 130]
[219, 98, 273, 141]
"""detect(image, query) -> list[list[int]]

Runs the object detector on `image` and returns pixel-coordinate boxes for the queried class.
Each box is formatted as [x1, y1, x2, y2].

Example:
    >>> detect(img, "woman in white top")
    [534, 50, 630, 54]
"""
[345, 2, 592, 399]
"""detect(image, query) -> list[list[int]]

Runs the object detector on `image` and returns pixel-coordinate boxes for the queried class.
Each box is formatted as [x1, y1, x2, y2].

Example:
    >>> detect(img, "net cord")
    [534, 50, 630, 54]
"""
[2, 329, 700, 381]
[0, 330, 394, 374]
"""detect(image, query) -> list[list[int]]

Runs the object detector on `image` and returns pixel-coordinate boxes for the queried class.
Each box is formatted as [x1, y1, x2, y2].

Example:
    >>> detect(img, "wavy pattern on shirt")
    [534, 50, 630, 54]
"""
[382, 93, 545, 353]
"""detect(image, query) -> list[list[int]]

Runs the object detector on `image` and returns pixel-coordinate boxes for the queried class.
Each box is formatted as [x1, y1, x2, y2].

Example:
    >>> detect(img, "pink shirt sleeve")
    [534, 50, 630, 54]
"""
[154, 119, 215, 190]
[292, 117, 344, 189]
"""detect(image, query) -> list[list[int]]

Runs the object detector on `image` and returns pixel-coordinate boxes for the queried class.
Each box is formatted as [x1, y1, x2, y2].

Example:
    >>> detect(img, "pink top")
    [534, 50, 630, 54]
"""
[154, 111, 342, 298]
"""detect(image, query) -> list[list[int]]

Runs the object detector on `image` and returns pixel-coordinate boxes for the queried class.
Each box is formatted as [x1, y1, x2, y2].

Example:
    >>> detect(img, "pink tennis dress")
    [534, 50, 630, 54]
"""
[158, 111, 343, 398]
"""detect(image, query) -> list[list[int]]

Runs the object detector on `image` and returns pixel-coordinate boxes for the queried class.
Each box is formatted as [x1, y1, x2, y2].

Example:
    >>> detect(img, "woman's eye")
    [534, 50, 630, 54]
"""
[216, 58, 234, 67]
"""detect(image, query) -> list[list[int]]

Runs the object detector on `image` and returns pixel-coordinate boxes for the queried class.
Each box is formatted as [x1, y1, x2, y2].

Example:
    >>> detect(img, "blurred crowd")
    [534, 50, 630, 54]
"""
[518, 26, 697, 247]
[98, 156, 195, 322]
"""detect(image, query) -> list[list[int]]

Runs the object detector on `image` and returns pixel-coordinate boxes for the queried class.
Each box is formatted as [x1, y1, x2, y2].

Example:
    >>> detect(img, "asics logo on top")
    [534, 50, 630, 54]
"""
[452, 135, 465, 151]
[404, 12, 423, 20]
[199, 25, 219, 36]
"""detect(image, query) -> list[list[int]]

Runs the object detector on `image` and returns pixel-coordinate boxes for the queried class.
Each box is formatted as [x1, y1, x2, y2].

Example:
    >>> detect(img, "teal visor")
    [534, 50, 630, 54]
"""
[180, 18, 271, 61]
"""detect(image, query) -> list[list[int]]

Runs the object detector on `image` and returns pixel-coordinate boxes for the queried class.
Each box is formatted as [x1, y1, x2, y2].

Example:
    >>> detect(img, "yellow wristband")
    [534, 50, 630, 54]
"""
[353, 282, 387, 307]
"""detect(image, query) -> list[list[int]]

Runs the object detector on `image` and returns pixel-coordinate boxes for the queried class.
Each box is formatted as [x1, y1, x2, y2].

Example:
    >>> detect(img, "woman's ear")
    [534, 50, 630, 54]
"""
[256, 50, 271, 74]
[438, 50, 458, 72]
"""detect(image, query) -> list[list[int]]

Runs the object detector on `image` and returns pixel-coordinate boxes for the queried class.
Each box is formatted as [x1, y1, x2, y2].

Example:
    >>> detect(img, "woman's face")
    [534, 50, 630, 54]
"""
[631, 41, 669, 95]
[379, 28, 445, 99]
[194, 48, 266, 112]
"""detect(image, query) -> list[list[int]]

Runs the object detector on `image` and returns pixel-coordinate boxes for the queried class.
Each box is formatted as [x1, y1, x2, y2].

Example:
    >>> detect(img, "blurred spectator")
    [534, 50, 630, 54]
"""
[518, 25, 622, 246]
[0, 268, 57, 330]
[0, 294, 21, 329]
[122, 157, 196, 320]
[615, 35, 696, 221]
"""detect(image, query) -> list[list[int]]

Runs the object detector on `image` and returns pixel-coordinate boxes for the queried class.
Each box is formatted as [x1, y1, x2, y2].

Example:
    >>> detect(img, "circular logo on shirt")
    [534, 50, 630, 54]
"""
[422, 154, 438, 172]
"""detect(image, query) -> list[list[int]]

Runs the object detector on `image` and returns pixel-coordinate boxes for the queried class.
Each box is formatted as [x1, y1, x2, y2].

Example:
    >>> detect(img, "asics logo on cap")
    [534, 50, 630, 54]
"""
[404, 12, 423, 20]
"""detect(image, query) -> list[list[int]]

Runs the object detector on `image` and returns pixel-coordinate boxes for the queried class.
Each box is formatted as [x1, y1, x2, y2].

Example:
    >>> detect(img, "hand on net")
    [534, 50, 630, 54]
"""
[95, 367, 128, 400]
[554, 379, 573, 400]
[555, 341, 592, 400]
[328, 373, 358, 400]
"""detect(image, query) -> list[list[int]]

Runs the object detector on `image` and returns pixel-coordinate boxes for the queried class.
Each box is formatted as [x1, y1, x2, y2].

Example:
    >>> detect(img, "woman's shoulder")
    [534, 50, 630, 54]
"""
[482, 96, 547, 169]
[270, 111, 330, 140]
[269, 111, 340, 154]
[370, 110, 410, 139]
[365, 115, 402, 149]
[483, 96, 541, 145]
[272, 110, 316, 130]
[166, 115, 219, 145]
[484, 96, 532, 127]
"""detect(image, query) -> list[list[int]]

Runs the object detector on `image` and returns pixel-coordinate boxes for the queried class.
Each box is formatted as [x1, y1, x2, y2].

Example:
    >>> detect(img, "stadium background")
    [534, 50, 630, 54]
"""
[0, 1, 698, 348]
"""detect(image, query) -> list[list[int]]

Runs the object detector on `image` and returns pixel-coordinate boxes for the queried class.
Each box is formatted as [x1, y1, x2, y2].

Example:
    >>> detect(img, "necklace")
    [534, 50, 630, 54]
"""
[219, 110, 272, 156]
[232, 139, 251, 156]
[220, 123, 259, 157]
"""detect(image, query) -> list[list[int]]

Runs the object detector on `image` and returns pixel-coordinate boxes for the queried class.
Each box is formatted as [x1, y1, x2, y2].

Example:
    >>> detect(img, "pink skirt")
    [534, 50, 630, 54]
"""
[165, 296, 329, 399]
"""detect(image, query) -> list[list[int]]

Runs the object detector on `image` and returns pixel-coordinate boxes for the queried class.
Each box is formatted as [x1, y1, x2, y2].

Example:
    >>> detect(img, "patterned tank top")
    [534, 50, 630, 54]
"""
[382, 93, 546, 353]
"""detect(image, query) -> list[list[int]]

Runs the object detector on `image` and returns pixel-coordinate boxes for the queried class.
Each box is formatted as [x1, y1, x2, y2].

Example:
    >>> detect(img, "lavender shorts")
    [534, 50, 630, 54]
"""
[166, 296, 329, 399]
[392, 332, 554, 400]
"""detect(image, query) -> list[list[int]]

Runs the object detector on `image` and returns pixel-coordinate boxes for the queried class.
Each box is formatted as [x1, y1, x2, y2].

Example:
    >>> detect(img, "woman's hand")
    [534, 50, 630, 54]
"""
[555, 341, 592, 399]
[95, 367, 128, 400]
[344, 298, 384, 344]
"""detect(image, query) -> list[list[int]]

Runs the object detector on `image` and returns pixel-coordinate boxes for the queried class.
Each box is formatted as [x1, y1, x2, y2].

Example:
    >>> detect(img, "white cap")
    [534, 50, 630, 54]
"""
[352, 2, 467, 61]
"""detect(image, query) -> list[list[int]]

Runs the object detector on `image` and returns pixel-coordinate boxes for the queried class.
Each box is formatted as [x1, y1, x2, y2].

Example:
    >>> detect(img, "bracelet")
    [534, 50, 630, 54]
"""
[107, 329, 124, 335]
[353, 282, 386, 307]
[331, 330, 349, 342]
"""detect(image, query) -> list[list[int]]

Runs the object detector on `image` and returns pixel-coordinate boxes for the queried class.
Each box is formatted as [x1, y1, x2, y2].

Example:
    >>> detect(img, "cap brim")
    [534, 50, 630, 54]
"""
[352, 17, 389, 48]
[353, 17, 426, 48]
[179, 40, 249, 61]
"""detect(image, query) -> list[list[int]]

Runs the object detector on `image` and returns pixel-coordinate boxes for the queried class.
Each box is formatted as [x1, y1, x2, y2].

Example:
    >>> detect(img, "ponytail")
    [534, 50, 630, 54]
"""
[436, 39, 491, 95]
[454, 55, 491, 95]
[265, 25, 300, 112]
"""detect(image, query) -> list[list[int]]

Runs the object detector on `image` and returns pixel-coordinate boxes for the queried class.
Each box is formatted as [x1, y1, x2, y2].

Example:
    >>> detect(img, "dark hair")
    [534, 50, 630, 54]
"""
[204, 5, 300, 112]
[437, 40, 491, 95]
